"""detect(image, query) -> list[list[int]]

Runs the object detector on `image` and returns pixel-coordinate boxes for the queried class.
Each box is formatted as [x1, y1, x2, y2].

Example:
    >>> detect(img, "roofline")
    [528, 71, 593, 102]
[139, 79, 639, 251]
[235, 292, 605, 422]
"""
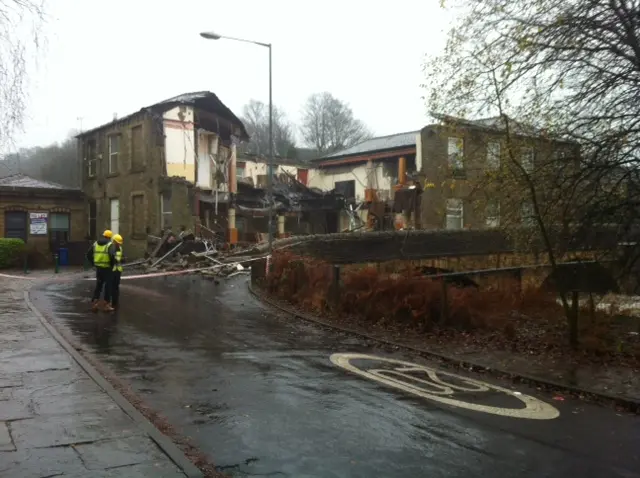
[0, 185, 84, 195]
[315, 130, 420, 161]
[316, 147, 416, 167]
[425, 116, 579, 145]
[76, 91, 249, 140]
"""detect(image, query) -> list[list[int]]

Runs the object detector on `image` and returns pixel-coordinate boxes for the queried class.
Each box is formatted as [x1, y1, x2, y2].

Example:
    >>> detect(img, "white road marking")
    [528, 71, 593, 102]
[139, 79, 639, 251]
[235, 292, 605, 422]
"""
[330, 353, 560, 420]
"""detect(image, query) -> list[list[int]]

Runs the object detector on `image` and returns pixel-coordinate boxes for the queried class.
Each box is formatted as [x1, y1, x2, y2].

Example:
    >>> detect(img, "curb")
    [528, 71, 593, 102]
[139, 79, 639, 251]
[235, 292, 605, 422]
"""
[248, 282, 640, 414]
[24, 289, 204, 478]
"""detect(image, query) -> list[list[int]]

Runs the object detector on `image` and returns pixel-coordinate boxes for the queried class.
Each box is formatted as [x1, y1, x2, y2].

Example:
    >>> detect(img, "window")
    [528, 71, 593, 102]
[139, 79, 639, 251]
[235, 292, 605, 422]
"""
[87, 139, 97, 177]
[132, 195, 145, 236]
[521, 147, 534, 173]
[485, 200, 500, 228]
[161, 191, 172, 230]
[521, 201, 535, 226]
[487, 142, 500, 170]
[50, 212, 70, 245]
[4, 211, 27, 242]
[236, 166, 245, 179]
[109, 199, 120, 235]
[108, 135, 120, 174]
[88, 200, 97, 238]
[445, 198, 464, 230]
[334, 180, 356, 200]
[448, 137, 464, 171]
[553, 150, 567, 174]
[131, 125, 144, 170]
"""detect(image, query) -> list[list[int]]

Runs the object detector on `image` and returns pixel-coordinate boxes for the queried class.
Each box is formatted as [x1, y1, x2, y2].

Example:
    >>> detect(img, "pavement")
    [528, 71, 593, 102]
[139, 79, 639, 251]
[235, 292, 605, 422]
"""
[28, 273, 640, 478]
[0, 277, 193, 478]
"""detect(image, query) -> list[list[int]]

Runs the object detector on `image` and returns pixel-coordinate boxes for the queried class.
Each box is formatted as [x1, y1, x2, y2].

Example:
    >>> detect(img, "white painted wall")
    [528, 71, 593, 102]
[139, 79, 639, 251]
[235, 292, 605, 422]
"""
[307, 161, 395, 201]
[163, 106, 195, 182]
[238, 160, 298, 187]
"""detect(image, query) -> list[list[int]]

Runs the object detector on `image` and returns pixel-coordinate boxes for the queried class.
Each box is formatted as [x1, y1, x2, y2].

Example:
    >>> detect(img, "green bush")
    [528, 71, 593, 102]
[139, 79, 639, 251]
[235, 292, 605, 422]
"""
[0, 238, 26, 269]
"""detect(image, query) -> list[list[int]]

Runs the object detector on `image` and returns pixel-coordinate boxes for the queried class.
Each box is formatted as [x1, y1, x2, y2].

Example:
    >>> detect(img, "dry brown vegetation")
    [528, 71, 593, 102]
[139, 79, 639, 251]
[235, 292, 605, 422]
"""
[264, 251, 640, 365]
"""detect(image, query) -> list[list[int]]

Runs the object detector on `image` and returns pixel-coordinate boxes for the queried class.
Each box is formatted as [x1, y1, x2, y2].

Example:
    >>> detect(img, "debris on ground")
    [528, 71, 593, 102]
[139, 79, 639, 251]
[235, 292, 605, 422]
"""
[139, 230, 256, 280]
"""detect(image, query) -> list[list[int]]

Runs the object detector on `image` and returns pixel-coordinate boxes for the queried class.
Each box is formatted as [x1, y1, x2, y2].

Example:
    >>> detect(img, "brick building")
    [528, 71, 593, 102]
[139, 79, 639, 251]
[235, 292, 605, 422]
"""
[417, 115, 579, 230]
[77, 91, 249, 258]
[0, 174, 86, 266]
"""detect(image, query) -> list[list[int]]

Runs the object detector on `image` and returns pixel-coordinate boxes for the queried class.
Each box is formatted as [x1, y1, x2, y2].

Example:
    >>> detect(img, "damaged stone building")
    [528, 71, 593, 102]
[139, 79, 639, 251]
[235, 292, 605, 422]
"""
[78, 91, 344, 257]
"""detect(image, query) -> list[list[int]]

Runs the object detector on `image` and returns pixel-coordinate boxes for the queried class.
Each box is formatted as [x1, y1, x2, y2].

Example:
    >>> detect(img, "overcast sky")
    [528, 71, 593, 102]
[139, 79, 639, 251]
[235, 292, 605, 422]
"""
[15, 0, 449, 151]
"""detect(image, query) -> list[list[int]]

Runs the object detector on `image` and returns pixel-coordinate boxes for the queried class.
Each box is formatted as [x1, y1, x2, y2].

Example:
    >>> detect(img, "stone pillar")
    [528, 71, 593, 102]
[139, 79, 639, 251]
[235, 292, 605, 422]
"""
[228, 140, 238, 244]
[398, 156, 407, 185]
[277, 215, 285, 238]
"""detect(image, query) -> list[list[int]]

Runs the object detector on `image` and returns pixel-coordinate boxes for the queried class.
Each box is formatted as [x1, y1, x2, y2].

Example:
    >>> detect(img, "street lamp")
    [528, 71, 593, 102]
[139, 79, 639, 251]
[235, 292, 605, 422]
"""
[200, 31, 274, 252]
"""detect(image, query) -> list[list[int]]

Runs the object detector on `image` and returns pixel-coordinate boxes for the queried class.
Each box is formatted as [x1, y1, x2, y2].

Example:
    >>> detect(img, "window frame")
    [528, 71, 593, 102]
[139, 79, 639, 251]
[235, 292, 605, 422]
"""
[108, 134, 121, 174]
[447, 137, 464, 172]
[485, 199, 500, 228]
[521, 147, 534, 173]
[486, 141, 501, 170]
[445, 198, 464, 230]
[160, 191, 172, 231]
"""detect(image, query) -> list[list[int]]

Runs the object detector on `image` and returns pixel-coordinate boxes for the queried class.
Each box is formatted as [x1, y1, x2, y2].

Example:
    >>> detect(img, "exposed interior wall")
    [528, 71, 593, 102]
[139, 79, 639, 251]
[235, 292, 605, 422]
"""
[238, 160, 298, 187]
[163, 106, 196, 182]
[307, 160, 402, 201]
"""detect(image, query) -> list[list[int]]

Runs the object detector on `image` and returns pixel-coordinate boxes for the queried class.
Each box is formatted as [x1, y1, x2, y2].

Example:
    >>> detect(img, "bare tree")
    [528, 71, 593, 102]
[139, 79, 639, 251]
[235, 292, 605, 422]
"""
[0, 0, 46, 152]
[2, 130, 79, 187]
[300, 92, 372, 155]
[423, 0, 640, 347]
[241, 99, 297, 159]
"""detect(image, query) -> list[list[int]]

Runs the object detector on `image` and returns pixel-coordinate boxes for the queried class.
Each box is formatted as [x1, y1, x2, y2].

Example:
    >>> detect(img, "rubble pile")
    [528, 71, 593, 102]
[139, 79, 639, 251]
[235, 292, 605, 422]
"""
[140, 230, 255, 279]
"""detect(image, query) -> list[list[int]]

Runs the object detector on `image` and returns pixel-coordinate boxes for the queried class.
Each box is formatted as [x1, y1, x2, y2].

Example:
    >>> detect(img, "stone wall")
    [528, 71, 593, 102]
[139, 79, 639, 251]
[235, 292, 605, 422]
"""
[0, 191, 86, 266]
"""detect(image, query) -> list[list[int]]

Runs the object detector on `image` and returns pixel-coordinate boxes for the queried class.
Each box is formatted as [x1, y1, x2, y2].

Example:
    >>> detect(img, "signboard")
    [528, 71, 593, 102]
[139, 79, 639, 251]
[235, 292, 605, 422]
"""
[29, 212, 48, 235]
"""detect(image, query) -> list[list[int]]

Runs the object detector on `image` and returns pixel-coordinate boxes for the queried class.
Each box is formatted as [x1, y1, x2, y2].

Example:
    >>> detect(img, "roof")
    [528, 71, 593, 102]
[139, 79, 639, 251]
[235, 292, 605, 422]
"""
[76, 91, 249, 140]
[316, 130, 419, 161]
[429, 114, 576, 144]
[0, 174, 81, 191]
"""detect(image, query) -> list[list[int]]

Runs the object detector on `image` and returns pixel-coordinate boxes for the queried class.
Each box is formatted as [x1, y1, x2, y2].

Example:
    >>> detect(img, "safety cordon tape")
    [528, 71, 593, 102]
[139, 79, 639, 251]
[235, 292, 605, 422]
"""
[0, 255, 269, 282]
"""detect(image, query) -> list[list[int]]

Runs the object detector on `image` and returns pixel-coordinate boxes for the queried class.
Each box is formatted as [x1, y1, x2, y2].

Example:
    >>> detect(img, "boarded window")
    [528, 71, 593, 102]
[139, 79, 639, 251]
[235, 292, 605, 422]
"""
[446, 198, 463, 230]
[131, 125, 144, 169]
[487, 142, 500, 170]
[132, 195, 145, 236]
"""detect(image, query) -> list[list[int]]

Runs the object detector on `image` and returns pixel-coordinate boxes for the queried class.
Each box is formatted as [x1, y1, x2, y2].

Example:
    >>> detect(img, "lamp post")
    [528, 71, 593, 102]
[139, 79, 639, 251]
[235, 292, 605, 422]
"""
[200, 31, 274, 252]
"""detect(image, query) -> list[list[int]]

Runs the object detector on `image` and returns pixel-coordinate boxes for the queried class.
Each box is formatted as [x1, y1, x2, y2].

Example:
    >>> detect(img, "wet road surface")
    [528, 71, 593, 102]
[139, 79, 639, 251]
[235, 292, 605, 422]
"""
[31, 275, 640, 478]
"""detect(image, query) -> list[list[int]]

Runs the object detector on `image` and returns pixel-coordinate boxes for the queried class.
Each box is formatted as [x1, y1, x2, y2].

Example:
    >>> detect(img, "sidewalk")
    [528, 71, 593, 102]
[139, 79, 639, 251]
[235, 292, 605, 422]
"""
[0, 277, 194, 477]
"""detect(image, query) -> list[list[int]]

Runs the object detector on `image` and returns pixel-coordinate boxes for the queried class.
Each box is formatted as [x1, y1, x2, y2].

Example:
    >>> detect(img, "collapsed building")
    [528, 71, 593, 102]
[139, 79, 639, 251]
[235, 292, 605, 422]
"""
[77, 91, 345, 258]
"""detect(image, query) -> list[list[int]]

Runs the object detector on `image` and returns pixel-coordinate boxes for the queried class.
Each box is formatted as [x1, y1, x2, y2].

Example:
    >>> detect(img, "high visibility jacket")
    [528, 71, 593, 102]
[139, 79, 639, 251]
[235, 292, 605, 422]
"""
[93, 241, 112, 269]
[113, 248, 123, 272]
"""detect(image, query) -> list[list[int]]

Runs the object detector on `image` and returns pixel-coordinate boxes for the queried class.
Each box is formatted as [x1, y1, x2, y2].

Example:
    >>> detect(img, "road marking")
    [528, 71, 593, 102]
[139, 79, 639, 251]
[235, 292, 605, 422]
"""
[330, 353, 560, 420]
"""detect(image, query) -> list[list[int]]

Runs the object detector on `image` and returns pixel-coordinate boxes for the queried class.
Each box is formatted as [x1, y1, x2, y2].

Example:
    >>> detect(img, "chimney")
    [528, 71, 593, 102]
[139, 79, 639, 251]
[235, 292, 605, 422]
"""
[113, 113, 118, 121]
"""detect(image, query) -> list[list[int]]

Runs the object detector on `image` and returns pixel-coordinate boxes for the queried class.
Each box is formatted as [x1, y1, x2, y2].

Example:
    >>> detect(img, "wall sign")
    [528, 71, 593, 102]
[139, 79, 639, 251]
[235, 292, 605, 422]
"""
[29, 212, 48, 235]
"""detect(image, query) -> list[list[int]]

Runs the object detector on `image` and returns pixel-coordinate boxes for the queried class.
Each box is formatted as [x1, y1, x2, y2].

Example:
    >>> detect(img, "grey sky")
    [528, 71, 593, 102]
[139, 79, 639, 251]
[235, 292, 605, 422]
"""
[16, 0, 448, 151]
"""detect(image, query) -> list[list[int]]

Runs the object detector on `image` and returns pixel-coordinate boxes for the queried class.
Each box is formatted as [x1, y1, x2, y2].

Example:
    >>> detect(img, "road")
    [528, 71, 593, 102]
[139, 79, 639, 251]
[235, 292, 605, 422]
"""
[30, 274, 640, 478]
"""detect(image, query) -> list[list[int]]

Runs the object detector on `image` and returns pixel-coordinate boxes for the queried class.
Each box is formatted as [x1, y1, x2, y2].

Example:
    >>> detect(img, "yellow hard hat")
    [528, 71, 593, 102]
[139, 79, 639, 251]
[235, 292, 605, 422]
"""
[103, 229, 113, 239]
[113, 234, 123, 244]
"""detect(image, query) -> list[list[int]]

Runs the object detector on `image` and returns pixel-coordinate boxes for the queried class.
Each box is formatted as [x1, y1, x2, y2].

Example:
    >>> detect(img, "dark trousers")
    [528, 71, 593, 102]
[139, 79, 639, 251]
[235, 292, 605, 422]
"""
[111, 271, 122, 307]
[93, 267, 112, 302]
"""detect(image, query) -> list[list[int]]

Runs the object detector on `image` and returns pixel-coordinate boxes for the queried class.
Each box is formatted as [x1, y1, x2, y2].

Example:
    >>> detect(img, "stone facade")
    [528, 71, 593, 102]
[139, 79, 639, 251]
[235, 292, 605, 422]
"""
[419, 123, 580, 230]
[0, 178, 86, 266]
[79, 92, 248, 258]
